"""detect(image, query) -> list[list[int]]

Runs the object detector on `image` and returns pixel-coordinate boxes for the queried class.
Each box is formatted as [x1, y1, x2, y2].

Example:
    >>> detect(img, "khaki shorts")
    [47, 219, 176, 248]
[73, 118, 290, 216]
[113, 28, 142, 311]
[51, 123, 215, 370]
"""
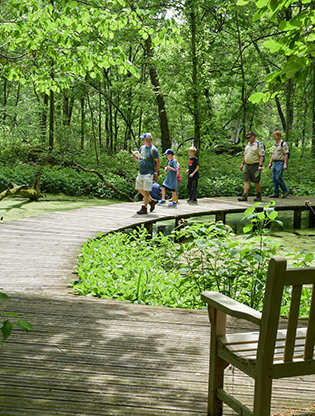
[244, 163, 260, 183]
[135, 173, 154, 192]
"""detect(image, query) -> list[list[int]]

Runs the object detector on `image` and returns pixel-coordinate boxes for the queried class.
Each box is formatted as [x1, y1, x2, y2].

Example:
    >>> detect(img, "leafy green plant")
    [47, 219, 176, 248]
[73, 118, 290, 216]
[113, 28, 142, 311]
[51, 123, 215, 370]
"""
[0, 290, 33, 346]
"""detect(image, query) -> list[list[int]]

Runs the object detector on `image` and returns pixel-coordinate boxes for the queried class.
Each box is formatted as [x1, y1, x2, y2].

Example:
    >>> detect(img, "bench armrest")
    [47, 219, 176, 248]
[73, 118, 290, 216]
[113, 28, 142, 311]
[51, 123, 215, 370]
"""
[201, 291, 262, 326]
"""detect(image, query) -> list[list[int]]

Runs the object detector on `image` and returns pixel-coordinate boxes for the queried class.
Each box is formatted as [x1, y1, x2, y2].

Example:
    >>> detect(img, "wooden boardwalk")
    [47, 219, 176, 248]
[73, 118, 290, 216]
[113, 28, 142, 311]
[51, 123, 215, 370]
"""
[1, 197, 315, 415]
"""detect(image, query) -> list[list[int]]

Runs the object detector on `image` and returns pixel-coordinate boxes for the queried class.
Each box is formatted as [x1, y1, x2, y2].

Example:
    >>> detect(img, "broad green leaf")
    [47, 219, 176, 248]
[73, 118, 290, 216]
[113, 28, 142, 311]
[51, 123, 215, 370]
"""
[256, 0, 269, 7]
[249, 92, 266, 103]
[264, 39, 281, 53]
[236, 0, 250, 4]
[243, 224, 254, 233]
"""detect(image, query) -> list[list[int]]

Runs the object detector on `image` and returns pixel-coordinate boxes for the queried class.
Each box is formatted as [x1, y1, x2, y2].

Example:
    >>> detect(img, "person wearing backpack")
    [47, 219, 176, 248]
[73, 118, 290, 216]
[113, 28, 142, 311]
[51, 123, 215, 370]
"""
[268, 130, 290, 199]
[133, 132, 160, 214]
[238, 131, 265, 202]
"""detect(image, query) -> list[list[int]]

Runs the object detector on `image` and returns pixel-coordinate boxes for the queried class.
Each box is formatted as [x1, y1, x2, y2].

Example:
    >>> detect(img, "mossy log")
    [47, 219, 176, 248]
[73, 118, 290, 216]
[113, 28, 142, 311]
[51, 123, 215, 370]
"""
[0, 181, 41, 201]
[61, 154, 134, 202]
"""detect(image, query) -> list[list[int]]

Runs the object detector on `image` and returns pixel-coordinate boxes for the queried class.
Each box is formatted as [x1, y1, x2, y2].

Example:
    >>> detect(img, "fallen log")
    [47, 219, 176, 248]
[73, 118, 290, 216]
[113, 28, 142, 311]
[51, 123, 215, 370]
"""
[61, 154, 134, 202]
[0, 181, 41, 201]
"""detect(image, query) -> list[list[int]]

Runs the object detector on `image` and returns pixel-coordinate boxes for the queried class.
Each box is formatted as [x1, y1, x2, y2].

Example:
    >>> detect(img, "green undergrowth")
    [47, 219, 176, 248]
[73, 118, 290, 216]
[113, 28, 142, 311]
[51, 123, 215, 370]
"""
[71, 203, 315, 316]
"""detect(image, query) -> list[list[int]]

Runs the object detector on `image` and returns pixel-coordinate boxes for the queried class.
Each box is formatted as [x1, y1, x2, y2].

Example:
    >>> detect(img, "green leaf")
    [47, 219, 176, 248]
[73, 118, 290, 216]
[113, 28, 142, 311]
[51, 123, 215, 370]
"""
[249, 92, 266, 103]
[264, 39, 281, 53]
[1, 320, 13, 341]
[243, 224, 254, 233]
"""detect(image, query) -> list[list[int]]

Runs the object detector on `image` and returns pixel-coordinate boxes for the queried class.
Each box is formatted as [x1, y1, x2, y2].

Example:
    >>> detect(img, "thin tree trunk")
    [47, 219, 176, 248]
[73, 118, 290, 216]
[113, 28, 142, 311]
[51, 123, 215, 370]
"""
[190, 2, 200, 150]
[87, 91, 99, 166]
[236, 11, 247, 142]
[49, 89, 54, 150]
[81, 97, 85, 150]
[312, 63, 315, 155]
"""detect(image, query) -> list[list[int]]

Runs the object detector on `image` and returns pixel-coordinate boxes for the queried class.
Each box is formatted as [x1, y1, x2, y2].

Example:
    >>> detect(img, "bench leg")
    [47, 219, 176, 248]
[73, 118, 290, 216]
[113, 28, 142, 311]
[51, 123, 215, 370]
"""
[253, 375, 272, 416]
[207, 308, 227, 416]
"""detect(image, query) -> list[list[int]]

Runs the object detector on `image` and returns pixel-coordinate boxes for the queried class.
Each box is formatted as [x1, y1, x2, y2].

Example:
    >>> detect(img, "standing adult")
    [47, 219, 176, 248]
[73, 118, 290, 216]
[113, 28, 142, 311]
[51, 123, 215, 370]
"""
[268, 130, 290, 198]
[133, 132, 160, 215]
[238, 131, 265, 202]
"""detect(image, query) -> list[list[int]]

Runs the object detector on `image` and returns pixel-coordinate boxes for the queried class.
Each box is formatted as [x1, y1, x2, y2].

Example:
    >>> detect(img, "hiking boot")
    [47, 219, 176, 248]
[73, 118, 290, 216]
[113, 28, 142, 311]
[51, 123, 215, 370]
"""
[269, 194, 279, 198]
[137, 205, 147, 215]
[282, 191, 290, 199]
[149, 199, 157, 212]
[254, 193, 262, 202]
[237, 193, 248, 201]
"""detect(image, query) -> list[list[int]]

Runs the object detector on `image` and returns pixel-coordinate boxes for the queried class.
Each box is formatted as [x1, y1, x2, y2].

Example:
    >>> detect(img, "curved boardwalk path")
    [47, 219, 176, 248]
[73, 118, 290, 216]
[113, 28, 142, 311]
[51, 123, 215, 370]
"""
[1, 197, 315, 415]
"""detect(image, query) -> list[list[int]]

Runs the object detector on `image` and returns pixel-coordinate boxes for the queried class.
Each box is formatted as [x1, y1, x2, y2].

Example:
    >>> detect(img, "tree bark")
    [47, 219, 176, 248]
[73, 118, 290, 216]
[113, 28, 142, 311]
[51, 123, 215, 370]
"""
[190, 3, 200, 150]
[145, 35, 171, 151]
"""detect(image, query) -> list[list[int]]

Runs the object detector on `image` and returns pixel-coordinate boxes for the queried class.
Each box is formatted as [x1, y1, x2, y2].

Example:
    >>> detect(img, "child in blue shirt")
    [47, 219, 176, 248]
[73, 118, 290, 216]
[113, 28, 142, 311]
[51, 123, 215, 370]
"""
[158, 149, 178, 206]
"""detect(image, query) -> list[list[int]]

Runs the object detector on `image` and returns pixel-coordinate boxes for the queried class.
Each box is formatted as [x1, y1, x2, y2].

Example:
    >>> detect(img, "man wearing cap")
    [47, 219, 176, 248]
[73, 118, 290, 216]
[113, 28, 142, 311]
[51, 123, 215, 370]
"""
[158, 148, 178, 207]
[268, 130, 290, 198]
[134, 132, 160, 215]
[238, 131, 265, 202]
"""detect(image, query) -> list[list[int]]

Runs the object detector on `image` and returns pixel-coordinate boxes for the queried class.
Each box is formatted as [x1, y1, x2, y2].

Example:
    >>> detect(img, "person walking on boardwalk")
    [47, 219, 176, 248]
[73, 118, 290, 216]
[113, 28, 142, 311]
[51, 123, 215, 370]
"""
[158, 149, 178, 207]
[186, 146, 199, 204]
[133, 132, 160, 215]
[268, 130, 290, 199]
[238, 131, 265, 202]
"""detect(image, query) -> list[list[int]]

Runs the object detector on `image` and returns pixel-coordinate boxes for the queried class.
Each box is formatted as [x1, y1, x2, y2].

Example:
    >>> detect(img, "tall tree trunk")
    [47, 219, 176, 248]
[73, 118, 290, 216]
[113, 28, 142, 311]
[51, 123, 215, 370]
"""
[40, 93, 49, 142]
[80, 97, 85, 149]
[190, 2, 200, 150]
[145, 36, 171, 151]
[87, 91, 99, 166]
[3, 78, 7, 122]
[49, 89, 54, 150]
[98, 87, 102, 147]
[235, 10, 246, 142]
[312, 63, 315, 155]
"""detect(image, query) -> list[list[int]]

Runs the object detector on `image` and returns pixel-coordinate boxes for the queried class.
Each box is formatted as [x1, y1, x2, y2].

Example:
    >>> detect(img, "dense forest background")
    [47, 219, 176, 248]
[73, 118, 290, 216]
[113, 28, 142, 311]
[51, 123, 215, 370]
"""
[0, 0, 315, 197]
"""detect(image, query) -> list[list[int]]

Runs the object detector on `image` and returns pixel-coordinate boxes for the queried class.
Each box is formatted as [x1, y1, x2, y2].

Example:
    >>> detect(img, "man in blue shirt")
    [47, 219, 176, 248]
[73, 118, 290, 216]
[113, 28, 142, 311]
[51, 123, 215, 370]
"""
[133, 133, 160, 215]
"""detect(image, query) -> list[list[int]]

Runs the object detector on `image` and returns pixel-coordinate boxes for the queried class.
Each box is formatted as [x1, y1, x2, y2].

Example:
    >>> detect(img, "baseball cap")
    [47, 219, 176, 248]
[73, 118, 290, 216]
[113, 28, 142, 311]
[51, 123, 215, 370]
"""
[140, 132, 152, 139]
[163, 149, 174, 156]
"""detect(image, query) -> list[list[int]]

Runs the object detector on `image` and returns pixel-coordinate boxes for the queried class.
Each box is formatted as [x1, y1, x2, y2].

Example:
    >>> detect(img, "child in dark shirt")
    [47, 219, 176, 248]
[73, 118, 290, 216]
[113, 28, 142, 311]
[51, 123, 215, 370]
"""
[186, 146, 199, 204]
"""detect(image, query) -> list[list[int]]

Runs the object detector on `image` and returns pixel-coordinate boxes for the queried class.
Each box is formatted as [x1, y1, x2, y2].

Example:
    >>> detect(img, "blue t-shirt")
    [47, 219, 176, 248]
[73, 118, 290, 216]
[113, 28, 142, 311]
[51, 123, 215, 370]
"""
[163, 159, 178, 190]
[139, 145, 160, 175]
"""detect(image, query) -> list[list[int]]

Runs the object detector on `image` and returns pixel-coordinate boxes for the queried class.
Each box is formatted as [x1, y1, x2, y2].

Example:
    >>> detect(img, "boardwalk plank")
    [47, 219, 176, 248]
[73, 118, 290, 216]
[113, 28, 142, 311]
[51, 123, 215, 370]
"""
[1, 198, 315, 415]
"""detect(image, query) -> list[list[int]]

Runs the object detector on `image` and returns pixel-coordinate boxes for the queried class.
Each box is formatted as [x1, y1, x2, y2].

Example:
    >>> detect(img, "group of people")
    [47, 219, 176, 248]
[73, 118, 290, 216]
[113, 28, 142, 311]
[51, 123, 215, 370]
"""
[133, 132, 199, 215]
[133, 129, 289, 215]
[238, 130, 290, 202]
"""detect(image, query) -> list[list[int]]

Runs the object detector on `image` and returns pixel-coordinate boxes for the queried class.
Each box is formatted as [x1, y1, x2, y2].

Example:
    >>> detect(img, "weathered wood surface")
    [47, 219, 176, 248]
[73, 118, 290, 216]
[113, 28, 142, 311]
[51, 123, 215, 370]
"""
[1, 197, 315, 415]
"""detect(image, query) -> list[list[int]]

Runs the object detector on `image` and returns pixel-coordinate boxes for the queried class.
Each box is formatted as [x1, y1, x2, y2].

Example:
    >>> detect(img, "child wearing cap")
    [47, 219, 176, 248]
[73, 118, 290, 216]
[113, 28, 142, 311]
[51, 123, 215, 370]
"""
[158, 149, 178, 207]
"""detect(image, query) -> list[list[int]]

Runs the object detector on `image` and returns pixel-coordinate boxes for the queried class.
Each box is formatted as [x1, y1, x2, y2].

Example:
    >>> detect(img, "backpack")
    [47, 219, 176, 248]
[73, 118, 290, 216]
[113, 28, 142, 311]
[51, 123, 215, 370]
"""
[281, 140, 290, 159]
[256, 140, 265, 162]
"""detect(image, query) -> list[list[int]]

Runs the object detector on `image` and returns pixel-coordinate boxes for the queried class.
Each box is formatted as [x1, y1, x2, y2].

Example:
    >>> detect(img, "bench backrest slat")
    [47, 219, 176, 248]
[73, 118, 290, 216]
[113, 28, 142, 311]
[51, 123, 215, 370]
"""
[305, 284, 315, 360]
[284, 285, 302, 362]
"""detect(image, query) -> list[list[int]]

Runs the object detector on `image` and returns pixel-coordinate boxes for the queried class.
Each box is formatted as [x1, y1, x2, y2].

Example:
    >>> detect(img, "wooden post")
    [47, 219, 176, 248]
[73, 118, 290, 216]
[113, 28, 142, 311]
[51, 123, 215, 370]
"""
[215, 212, 226, 223]
[144, 222, 153, 238]
[293, 209, 302, 229]
[308, 209, 315, 228]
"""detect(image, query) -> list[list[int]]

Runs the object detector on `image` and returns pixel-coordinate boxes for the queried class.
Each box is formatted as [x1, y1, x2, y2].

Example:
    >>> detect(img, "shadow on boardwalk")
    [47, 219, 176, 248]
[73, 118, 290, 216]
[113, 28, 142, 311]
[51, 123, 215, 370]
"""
[1, 200, 315, 415]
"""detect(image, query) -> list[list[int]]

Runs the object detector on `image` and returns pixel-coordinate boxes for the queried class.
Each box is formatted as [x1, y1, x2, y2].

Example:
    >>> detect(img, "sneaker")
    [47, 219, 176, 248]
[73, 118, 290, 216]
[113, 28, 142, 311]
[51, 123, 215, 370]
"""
[149, 199, 157, 212]
[269, 194, 279, 198]
[137, 205, 147, 215]
[282, 191, 290, 198]
[168, 201, 177, 207]
[190, 200, 198, 204]
[158, 199, 166, 205]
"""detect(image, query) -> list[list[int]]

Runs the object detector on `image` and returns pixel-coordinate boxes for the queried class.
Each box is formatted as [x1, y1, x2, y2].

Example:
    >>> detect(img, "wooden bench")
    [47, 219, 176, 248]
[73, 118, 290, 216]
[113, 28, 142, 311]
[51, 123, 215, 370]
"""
[201, 257, 315, 416]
